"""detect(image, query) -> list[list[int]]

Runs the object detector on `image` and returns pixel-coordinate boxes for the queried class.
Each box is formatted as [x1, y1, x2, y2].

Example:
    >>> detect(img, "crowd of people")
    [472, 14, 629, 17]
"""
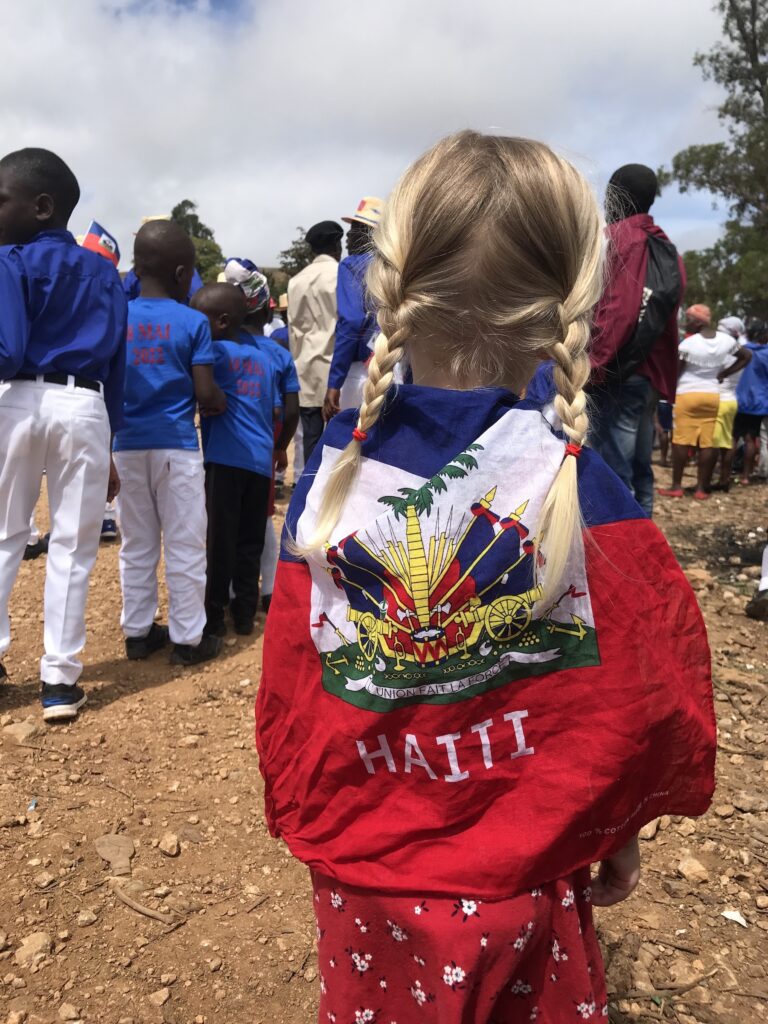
[0, 133, 751, 1021]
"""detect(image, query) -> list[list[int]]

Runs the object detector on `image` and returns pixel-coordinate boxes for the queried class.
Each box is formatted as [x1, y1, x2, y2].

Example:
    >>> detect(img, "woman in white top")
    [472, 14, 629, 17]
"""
[713, 315, 747, 489]
[658, 304, 750, 500]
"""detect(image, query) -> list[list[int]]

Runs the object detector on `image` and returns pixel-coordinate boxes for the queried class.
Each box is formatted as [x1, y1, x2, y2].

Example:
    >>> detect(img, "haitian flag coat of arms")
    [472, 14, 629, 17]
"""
[256, 387, 716, 898]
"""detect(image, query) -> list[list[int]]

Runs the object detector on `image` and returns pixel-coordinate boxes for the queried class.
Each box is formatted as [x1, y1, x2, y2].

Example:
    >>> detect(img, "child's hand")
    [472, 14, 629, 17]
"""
[274, 448, 288, 474]
[591, 835, 640, 907]
[107, 457, 121, 502]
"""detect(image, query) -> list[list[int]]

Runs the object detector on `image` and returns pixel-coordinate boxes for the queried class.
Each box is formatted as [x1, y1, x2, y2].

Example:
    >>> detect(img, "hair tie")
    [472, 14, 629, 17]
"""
[352, 427, 368, 443]
[564, 442, 582, 459]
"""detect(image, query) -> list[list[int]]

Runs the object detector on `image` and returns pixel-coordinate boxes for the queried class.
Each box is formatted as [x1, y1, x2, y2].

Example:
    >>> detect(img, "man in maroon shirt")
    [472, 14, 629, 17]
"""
[589, 165, 685, 516]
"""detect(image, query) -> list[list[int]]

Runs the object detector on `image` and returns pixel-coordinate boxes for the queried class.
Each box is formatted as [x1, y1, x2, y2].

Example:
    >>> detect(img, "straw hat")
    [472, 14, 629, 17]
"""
[342, 196, 384, 227]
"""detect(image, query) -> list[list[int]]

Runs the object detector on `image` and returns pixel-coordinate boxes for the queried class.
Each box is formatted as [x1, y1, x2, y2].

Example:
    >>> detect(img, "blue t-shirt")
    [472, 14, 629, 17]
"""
[114, 297, 214, 451]
[239, 329, 299, 408]
[270, 325, 289, 347]
[201, 338, 277, 477]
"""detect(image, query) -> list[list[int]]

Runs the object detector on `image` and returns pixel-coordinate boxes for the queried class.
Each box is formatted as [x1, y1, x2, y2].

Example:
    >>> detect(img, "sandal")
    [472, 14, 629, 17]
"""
[657, 488, 684, 498]
[693, 490, 711, 501]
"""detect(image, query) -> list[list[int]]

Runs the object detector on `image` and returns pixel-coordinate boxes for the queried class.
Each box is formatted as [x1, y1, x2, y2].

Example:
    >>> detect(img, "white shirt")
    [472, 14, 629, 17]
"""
[288, 255, 339, 408]
[719, 335, 747, 402]
[677, 331, 740, 397]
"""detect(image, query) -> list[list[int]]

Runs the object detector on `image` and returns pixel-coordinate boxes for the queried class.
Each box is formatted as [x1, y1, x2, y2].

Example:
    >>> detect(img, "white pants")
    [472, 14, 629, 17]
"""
[340, 361, 368, 411]
[293, 418, 305, 484]
[115, 449, 207, 646]
[261, 516, 279, 598]
[0, 379, 110, 686]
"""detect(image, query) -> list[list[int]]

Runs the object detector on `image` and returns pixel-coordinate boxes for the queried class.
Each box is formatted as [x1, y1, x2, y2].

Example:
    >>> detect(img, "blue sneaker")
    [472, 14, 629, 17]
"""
[100, 519, 118, 541]
[40, 683, 87, 722]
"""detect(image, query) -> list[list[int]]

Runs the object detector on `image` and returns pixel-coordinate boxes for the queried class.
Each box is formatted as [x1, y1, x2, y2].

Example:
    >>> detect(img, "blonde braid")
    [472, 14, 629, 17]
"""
[534, 308, 592, 604]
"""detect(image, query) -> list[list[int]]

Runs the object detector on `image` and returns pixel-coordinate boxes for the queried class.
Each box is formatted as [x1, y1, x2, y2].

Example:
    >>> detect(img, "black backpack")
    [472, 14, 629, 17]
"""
[604, 233, 683, 383]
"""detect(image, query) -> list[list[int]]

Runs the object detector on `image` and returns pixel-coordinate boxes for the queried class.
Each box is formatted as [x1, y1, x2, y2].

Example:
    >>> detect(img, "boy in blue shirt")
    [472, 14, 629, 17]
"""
[224, 261, 300, 610]
[192, 283, 281, 637]
[0, 148, 126, 721]
[113, 221, 225, 667]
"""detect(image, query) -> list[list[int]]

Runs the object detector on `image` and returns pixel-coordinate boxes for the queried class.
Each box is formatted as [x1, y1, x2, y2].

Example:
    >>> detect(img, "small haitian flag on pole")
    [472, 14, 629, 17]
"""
[81, 220, 120, 267]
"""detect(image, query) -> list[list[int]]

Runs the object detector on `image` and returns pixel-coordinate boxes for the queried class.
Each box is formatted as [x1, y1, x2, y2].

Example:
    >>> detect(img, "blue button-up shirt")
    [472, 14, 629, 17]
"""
[328, 253, 377, 390]
[0, 230, 128, 431]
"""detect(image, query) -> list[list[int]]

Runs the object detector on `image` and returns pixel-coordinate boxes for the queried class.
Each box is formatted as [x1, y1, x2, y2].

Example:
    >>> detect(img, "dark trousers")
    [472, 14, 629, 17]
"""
[589, 374, 658, 516]
[301, 407, 324, 463]
[204, 463, 271, 628]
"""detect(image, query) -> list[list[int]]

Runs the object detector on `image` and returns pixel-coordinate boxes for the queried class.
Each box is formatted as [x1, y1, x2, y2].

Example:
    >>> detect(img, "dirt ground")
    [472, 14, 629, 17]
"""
[1, 455, 767, 1024]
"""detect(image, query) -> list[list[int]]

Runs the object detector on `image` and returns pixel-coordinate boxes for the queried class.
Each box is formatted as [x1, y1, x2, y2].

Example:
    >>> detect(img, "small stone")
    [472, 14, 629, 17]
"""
[178, 735, 199, 748]
[34, 871, 56, 890]
[715, 804, 735, 819]
[160, 973, 176, 985]
[678, 819, 696, 837]
[58, 1004, 80, 1021]
[757, 895, 768, 910]
[639, 819, 659, 841]
[15, 931, 53, 966]
[304, 966, 317, 982]
[94, 833, 135, 876]
[8, 1010, 28, 1024]
[2, 718, 43, 744]
[77, 910, 97, 927]
[135, 935, 149, 948]
[148, 987, 170, 1007]
[209, 957, 222, 973]
[678, 857, 709, 884]
[733, 791, 768, 814]
[159, 832, 180, 857]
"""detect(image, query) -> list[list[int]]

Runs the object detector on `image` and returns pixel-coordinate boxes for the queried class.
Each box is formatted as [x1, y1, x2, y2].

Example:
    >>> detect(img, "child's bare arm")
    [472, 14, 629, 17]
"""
[193, 365, 226, 416]
[591, 835, 640, 907]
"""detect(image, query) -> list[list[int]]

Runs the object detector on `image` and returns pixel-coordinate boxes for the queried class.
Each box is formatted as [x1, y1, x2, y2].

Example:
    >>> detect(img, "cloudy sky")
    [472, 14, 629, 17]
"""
[2, 0, 728, 268]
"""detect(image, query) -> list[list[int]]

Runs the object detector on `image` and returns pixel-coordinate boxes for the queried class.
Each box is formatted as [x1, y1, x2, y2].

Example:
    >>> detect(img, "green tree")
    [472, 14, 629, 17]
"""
[170, 199, 223, 283]
[664, 0, 768, 318]
[278, 227, 312, 277]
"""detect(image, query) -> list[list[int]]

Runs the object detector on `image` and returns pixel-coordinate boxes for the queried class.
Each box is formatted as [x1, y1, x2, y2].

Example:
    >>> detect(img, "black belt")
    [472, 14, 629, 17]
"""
[12, 372, 101, 393]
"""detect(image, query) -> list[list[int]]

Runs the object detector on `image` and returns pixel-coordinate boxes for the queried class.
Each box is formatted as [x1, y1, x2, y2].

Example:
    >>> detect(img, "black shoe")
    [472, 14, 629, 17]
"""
[125, 623, 170, 660]
[23, 538, 47, 561]
[746, 589, 768, 622]
[204, 621, 227, 638]
[40, 683, 87, 722]
[233, 618, 254, 636]
[274, 483, 285, 501]
[170, 634, 222, 666]
[261, 594, 272, 614]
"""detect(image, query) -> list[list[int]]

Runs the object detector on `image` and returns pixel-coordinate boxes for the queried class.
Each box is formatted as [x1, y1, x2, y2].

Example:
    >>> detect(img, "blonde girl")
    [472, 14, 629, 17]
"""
[257, 132, 715, 1023]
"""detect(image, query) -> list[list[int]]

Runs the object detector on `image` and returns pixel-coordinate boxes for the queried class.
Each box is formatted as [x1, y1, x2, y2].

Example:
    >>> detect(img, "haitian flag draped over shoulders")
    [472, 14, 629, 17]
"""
[256, 386, 715, 899]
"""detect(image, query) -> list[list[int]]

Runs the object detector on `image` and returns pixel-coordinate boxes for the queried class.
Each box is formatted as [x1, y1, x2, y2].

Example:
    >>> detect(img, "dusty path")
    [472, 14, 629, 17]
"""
[1, 463, 767, 1024]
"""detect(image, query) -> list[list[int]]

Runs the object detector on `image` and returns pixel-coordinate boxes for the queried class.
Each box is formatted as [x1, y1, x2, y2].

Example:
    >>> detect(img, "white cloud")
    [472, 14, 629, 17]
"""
[0, 0, 727, 267]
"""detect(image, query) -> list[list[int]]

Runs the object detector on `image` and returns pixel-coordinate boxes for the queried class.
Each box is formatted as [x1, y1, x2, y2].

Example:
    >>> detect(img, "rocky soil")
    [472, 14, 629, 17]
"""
[1, 461, 767, 1024]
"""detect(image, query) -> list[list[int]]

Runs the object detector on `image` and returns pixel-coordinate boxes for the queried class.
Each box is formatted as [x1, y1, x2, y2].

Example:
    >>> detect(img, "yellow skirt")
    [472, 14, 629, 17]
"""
[713, 398, 738, 450]
[672, 391, 720, 447]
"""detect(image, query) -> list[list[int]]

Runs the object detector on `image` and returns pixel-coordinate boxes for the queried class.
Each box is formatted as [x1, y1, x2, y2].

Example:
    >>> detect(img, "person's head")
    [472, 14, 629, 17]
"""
[0, 147, 80, 245]
[191, 282, 248, 340]
[302, 130, 605, 602]
[133, 220, 196, 302]
[305, 221, 344, 261]
[717, 315, 745, 340]
[223, 257, 272, 331]
[746, 318, 768, 344]
[606, 164, 658, 223]
[684, 303, 712, 334]
[278, 292, 289, 323]
[342, 196, 384, 256]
